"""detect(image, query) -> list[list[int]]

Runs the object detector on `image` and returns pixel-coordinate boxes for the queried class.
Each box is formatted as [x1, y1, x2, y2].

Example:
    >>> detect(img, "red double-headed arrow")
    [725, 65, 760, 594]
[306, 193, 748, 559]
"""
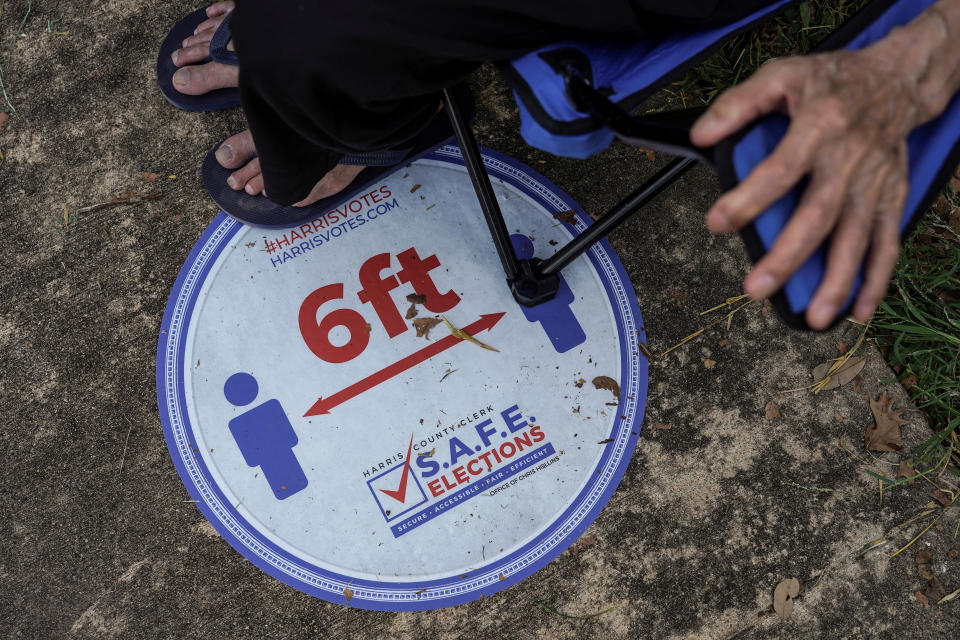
[304, 312, 505, 416]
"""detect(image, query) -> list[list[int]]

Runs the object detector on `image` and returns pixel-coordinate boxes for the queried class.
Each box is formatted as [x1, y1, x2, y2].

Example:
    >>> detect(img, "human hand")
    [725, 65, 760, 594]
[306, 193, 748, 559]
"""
[691, 5, 960, 329]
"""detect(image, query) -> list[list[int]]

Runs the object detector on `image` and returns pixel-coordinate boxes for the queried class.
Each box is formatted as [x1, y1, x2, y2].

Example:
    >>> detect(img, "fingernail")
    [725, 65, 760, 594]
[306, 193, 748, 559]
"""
[707, 209, 732, 233]
[173, 69, 189, 87]
[809, 303, 837, 329]
[746, 271, 776, 298]
[227, 175, 238, 189]
[215, 144, 234, 165]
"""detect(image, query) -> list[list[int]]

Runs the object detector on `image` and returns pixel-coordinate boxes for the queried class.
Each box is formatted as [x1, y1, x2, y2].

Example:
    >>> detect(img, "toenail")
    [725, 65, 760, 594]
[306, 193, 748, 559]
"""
[171, 51, 179, 65]
[227, 175, 238, 189]
[173, 69, 190, 87]
[215, 145, 234, 164]
[245, 183, 257, 195]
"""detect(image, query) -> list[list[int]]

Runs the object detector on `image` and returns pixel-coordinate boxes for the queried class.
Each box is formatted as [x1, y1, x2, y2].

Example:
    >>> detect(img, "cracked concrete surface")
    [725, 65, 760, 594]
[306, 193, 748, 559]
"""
[1, 2, 958, 638]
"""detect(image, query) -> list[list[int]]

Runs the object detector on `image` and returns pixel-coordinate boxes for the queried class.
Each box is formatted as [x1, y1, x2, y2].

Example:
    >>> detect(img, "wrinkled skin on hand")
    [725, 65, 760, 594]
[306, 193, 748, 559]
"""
[692, 3, 960, 329]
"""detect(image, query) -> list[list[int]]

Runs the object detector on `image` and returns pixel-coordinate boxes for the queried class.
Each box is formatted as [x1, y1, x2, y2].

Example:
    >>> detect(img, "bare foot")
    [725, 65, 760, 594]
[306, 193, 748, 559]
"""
[170, 2, 239, 96]
[215, 129, 366, 205]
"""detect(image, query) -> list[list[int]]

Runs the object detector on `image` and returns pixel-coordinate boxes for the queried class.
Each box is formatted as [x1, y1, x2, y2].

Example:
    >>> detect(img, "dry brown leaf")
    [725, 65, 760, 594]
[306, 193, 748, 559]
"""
[637, 147, 656, 162]
[406, 293, 427, 304]
[901, 374, 919, 391]
[916, 550, 935, 580]
[915, 590, 930, 609]
[441, 315, 498, 352]
[931, 489, 953, 507]
[417, 448, 435, 458]
[948, 548, 959, 560]
[836, 340, 848, 354]
[718, 338, 728, 347]
[405, 303, 418, 319]
[764, 401, 782, 420]
[498, 574, 506, 581]
[343, 587, 353, 604]
[412, 317, 442, 339]
[654, 423, 671, 430]
[897, 459, 916, 484]
[702, 357, 716, 369]
[864, 393, 908, 452]
[0, 112, 8, 135]
[410, 184, 422, 193]
[597, 438, 614, 445]
[924, 578, 946, 602]
[140, 171, 160, 183]
[574, 378, 586, 388]
[570, 535, 597, 556]
[773, 577, 800, 621]
[554, 209, 577, 225]
[592, 376, 620, 399]
[811, 356, 866, 390]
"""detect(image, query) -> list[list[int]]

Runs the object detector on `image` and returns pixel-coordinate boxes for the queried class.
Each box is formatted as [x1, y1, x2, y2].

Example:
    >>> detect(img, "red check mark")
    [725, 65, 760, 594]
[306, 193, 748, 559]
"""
[380, 435, 415, 504]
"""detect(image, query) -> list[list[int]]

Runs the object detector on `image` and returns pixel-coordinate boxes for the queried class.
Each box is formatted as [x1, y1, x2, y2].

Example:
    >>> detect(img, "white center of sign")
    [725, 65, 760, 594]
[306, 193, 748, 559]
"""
[158, 146, 648, 610]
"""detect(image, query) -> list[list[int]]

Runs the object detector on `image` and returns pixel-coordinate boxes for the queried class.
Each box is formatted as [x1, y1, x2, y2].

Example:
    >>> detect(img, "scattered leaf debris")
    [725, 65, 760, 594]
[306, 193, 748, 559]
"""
[407, 293, 427, 304]
[836, 339, 848, 354]
[442, 315, 499, 352]
[554, 209, 577, 225]
[773, 577, 800, 620]
[597, 438, 614, 445]
[897, 459, 916, 484]
[140, 171, 160, 183]
[78, 189, 161, 214]
[569, 535, 597, 556]
[592, 376, 620, 399]
[405, 304, 418, 319]
[864, 393, 908, 452]
[654, 423, 671, 430]
[416, 587, 427, 594]
[916, 550, 935, 580]
[343, 587, 353, 604]
[418, 448, 435, 458]
[915, 590, 930, 609]
[574, 378, 586, 388]
[701, 357, 716, 369]
[931, 489, 953, 507]
[811, 356, 866, 391]
[412, 317, 442, 339]
[0, 112, 8, 135]
[498, 574, 506, 581]
[410, 184, 422, 193]
[764, 401, 782, 420]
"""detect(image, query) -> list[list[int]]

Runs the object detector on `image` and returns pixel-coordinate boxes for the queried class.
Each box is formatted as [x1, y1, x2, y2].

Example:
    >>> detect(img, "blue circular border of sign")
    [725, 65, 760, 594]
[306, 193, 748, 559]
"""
[156, 145, 649, 610]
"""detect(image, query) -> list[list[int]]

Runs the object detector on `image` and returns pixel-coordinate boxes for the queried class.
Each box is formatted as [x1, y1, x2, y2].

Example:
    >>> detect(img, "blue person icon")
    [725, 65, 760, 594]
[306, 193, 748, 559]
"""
[224, 372, 308, 500]
[510, 234, 586, 353]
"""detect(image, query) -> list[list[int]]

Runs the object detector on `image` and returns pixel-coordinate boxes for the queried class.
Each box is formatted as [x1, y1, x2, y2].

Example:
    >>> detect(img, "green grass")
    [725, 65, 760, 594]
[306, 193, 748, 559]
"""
[670, 1, 960, 462]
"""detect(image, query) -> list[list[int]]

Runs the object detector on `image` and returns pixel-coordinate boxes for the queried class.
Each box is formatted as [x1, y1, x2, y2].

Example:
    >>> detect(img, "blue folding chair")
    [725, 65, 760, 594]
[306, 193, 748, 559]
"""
[441, 0, 960, 329]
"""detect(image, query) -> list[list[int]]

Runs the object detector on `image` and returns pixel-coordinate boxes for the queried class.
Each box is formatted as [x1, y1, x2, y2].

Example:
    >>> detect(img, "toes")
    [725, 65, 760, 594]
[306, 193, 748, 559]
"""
[293, 164, 366, 207]
[206, 1, 235, 18]
[171, 43, 211, 67]
[194, 13, 227, 36]
[180, 30, 214, 49]
[227, 157, 262, 191]
[172, 61, 239, 94]
[244, 174, 265, 196]
[216, 130, 256, 169]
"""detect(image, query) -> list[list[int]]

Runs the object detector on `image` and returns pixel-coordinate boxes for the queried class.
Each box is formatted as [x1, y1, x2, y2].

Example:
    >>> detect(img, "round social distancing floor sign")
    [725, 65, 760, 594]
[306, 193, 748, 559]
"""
[157, 145, 648, 610]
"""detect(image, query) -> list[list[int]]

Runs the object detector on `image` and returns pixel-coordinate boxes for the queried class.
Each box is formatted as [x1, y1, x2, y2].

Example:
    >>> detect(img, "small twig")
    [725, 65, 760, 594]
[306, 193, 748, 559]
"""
[118, 420, 133, 474]
[78, 191, 161, 214]
[536, 601, 617, 620]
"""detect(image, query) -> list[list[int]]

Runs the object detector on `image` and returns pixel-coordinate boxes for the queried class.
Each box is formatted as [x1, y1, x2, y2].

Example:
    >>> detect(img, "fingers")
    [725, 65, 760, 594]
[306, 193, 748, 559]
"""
[744, 165, 854, 301]
[853, 178, 906, 322]
[691, 59, 800, 147]
[804, 168, 887, 329]
[705, 113, 826, 233]
[216, 130, 256, 169]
